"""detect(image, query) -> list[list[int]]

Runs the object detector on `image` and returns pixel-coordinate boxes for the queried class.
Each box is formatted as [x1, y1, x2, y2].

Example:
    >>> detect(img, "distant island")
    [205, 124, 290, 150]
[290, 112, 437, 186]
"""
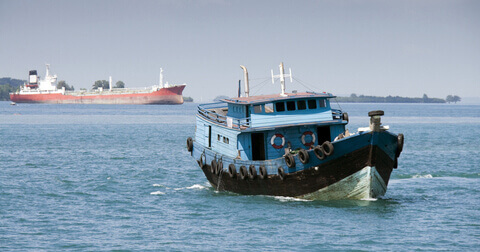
[183, 96, 194, 102]
[335, 94, 461, 104]
[0, 77, 24, 101]
[212, 93, 461, 104]
[214, 95, 229, 102]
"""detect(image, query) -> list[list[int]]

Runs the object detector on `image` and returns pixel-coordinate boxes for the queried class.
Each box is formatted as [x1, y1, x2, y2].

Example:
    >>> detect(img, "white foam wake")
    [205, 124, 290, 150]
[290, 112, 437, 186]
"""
[150, 191, 165, 195]
[186, 184, 208, 190]
[360, 197, 378, 201]
[273, 196, 311, 202]
[412, 174, 433, 179]
[170, 184, 209, 191]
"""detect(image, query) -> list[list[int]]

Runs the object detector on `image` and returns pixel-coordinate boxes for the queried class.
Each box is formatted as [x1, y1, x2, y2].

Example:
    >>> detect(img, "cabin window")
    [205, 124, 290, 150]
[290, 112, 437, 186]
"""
[265, 103, 274, 113]
[308, 99, 317, 109]
[254, 105, 262, 113]
[218, 134, 229, 144]
[297, 100, 306, 110]
[275, 102, 285, 112]
[287, 101, 296, 111]
[319, 99, 326, 107]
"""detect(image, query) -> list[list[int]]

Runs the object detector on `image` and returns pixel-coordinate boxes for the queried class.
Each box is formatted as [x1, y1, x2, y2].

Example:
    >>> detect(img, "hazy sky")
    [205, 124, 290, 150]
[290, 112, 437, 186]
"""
[1, 0, 479, 101]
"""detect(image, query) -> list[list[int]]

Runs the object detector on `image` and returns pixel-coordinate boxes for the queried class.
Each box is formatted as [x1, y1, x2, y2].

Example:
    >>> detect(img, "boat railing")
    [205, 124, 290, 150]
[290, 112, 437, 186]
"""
[197, 102, 251, 129]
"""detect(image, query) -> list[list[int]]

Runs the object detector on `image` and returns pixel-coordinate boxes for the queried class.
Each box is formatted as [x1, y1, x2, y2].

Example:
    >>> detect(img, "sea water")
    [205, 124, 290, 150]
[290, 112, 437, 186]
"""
[1, 102, 479, 251]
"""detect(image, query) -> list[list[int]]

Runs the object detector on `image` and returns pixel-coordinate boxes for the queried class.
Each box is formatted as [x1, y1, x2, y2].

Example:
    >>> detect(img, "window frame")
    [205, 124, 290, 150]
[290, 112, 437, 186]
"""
[275, 102, 285, 112]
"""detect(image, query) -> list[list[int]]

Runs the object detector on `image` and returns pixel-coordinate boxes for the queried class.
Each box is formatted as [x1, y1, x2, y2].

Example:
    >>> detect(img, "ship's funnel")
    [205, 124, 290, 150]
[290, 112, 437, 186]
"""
[240, 65, 249, 97]
[26, 70, 39, 88]
[29, 70, 38, 84]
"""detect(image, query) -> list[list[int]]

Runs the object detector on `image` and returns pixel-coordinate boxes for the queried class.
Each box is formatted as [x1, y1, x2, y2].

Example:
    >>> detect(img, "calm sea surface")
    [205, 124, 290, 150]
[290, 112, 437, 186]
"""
[1, 101, 479, 251]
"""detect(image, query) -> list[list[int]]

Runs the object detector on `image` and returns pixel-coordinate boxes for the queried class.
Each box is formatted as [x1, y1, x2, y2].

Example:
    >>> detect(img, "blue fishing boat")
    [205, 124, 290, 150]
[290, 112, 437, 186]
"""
[186, 63, 404, 200]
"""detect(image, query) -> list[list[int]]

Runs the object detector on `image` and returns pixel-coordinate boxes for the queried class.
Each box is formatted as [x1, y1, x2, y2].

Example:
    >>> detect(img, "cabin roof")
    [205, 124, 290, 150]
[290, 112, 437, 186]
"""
[221, 92, 335, 105]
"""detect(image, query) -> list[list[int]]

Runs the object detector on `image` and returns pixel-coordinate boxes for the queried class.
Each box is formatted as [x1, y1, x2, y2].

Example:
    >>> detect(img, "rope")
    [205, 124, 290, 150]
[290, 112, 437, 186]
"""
[249, 77, 272, 96]
[334, 97, 343, 111]
[292, 77, 316, 92]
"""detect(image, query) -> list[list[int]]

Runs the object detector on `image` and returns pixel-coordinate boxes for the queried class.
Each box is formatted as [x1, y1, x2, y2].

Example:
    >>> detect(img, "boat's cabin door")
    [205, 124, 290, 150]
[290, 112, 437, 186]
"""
[251, 133, 265, 160]
[317, 126, 331, 144]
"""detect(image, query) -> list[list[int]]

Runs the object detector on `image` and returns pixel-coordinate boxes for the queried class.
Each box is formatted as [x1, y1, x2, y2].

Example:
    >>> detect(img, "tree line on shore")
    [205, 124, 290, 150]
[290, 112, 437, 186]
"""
[0, 78, 126, 100]
[91, 80, 125, 90]
[336, 93, 461, 104]
[0, 78, 23, 101]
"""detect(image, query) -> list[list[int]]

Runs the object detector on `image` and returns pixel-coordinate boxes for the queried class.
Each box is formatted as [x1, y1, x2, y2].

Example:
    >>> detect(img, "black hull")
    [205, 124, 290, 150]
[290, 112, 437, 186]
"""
[199, 145, 394, 197]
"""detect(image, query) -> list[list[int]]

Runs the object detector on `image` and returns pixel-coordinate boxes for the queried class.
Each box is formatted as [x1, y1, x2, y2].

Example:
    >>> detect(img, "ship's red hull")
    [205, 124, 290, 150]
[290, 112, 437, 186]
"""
[10, 85, 186, 104]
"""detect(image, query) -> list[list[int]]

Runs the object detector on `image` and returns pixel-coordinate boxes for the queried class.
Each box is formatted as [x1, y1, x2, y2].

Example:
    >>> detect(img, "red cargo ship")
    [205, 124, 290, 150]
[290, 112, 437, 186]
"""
[10, 65, 186, 104]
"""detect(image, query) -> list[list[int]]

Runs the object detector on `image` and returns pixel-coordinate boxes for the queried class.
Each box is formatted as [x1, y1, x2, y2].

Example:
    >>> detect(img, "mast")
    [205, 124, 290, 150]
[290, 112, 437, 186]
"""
[159, 68, 164, 88]
[240, 65, 249, 97]
[271, 62, 292, 97]
[109, 76, 112, 91]
[45, 64, 50, 77]
[41, 63, 57, 91]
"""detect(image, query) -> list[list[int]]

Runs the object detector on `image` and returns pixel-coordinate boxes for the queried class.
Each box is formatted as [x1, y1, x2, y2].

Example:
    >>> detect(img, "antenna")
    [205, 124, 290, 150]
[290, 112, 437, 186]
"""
[271, 62, 293, 97]
[238, 80, 241, 98]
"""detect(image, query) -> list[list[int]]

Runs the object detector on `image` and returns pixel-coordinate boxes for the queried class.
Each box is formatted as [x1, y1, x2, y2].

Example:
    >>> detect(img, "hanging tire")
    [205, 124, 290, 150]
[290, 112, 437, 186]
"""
[248, 165, 257, 179]
[278, 167, 286, 180]
[259, 166, 267, 179]
[186, 137, 193, 152]
[216, 161, 223, 175]
[299, 149, 309, 164]
[239, 166, 248, 180]
[198, 153, 207, 169]
[396, 133, 404, 157]
[314, 145, 325, 160]
[228, 164, 237, 178]
[342, 112, 349, 123]
[321, 141, 334, 156]
[210, 160, 217, 174]
[285, 153, 295, 168]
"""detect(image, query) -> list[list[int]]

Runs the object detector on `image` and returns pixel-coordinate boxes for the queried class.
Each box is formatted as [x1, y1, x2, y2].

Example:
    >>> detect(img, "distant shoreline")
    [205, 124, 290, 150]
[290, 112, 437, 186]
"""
[334, 94, 447, 103]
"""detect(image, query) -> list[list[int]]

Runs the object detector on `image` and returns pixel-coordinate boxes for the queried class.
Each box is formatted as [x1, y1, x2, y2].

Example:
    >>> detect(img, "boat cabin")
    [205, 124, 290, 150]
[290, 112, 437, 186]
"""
[195, 92, 348, 161]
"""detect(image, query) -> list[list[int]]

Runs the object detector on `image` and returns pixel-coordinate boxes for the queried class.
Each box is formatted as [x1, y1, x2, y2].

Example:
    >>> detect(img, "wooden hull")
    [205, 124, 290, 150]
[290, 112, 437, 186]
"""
[193, 131, 398, 200]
